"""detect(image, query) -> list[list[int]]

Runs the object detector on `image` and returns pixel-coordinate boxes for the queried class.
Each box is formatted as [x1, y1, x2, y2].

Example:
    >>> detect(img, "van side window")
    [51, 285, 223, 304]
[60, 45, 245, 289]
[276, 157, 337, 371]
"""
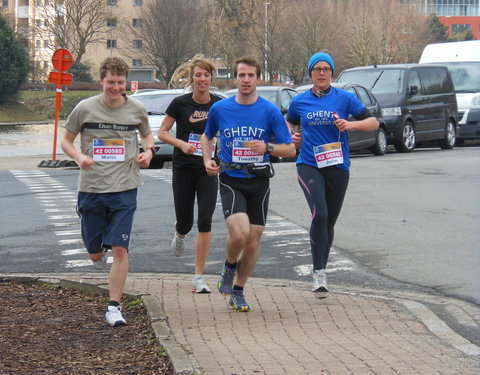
[407, 70, 422, 97]
[418, 68, 453, 95]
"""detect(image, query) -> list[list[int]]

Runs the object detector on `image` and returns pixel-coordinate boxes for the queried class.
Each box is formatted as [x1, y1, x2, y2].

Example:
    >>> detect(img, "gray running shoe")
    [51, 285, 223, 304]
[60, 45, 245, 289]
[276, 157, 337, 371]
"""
[312, 269, 329, 298]
[229, 290, 251, 312]
[192, 275, 211, 294]
[217, 263, 235, 295]
[171, 233, 185, 257]
[105, 305, 127, 327]
[92, 248, 108, 270]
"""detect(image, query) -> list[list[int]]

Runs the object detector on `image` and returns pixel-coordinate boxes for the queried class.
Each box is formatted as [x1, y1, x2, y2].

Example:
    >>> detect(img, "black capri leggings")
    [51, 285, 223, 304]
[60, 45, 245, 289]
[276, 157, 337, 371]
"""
[296, 164, 349, 271]
[172, 168, 218, 235]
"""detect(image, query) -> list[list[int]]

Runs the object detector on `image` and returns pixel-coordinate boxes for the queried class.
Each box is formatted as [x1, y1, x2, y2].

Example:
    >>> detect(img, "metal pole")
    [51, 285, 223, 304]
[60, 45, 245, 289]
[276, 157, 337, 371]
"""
[264, 2, 269, 82]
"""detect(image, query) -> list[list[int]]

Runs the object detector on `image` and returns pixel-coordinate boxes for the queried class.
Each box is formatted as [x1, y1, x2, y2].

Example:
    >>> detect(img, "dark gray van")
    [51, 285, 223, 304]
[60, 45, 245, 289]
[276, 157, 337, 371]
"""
[336, 64, 458, 152]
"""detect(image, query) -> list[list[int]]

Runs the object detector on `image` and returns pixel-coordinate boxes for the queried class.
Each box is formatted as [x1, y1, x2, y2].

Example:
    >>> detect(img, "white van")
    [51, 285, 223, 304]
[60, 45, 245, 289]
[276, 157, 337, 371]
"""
[419, 41, 480, 142]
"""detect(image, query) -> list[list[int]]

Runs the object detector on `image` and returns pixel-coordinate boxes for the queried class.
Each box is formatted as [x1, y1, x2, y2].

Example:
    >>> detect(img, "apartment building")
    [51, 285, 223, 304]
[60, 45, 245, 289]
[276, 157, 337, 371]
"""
[2, 0, 155, 82]
[408, 0, 480, 39]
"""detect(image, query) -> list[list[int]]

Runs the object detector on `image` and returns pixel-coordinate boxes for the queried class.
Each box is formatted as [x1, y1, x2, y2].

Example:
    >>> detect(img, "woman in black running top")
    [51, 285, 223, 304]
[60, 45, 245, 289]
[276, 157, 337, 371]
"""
[158, 55, 223, 294]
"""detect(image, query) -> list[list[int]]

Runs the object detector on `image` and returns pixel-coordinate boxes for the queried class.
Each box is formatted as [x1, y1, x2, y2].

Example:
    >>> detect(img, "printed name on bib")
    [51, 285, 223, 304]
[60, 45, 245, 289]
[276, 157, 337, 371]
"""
[313, 142, 343, 168]
[232, 139, 264, 163]
[92, 139, 125, 162]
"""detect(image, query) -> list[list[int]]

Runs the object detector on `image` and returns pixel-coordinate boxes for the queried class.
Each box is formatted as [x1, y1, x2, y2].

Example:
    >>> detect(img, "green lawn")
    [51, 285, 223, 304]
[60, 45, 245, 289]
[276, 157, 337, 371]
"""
[0, 91, 134, 123]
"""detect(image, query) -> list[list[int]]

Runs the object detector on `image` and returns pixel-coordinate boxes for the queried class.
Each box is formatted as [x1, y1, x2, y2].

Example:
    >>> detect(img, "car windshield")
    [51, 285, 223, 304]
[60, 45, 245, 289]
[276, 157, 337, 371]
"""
[338, 69, 404, 95]
[257, 90, 277, 104]
[133, 93, 179, 114]
[439, 62, 480, 92]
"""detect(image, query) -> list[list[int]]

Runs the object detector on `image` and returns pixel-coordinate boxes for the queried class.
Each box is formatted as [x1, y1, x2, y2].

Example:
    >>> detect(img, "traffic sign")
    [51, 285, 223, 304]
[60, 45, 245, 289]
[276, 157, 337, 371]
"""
[48, 71, 73, 86]
[51, 48, 73, 72]
[131, 81, 138, 91]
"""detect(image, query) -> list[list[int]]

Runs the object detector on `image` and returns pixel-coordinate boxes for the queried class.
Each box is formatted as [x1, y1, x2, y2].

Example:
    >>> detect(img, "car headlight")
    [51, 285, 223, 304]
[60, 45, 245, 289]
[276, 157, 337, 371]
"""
[381, 107, 402, 117]
[470, 94, 480, 108]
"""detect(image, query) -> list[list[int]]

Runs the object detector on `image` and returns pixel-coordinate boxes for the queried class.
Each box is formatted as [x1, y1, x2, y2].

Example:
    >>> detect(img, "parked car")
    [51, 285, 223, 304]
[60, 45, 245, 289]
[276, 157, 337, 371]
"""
[336, 64, 458, 152]
[131, 88, 226, 168]
[225, 86, 298, 115]
[294, 83, 388, 156]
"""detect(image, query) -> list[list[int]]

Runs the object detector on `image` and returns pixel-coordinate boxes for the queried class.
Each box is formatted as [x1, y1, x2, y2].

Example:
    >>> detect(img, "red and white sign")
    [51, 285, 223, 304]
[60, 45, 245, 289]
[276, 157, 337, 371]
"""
[131, 81, 138, 91]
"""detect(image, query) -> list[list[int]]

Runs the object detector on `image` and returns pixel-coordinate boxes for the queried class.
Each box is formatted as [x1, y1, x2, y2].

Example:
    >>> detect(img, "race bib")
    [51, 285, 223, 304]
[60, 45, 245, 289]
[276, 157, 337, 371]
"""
[92, 139, 125, 162]
[313, 142, 343, 168]
[232, 139, 264, 163]
[188, 133, 216, 157]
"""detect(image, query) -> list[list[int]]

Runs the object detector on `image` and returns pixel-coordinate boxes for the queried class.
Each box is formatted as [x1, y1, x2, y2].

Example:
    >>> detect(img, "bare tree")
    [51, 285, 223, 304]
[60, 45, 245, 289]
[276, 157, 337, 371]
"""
[280, 0, 338, 84]
[248, 0, 290, 84]
[344, 0, 429, 67]
[34, 0, 111, 63]
[207, 0, 258, 85]
[128, 0, 202, 83]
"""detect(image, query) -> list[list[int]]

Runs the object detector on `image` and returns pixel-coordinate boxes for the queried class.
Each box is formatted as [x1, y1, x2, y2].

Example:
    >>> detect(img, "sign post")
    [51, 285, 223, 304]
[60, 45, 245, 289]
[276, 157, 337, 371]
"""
[48, 48, 73, 161]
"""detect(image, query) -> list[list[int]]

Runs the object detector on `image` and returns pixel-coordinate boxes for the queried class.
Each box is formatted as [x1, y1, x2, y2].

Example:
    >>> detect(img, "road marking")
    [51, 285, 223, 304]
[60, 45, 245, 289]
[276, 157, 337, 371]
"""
[11, 170, 87, 269]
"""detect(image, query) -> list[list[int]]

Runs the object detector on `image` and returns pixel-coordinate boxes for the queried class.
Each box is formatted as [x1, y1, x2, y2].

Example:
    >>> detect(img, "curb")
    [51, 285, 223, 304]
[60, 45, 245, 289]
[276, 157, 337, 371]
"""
[0, 274, 196, 375]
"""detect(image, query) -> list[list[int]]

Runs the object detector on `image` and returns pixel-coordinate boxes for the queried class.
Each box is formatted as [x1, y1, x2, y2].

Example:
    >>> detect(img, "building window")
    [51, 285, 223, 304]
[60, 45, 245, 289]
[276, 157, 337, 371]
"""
[107, 0, 117, 6]
[44, 40, 48, 48]
[133, 0, 143, 6]
[2, 0, 9, 9]
[132, 40, 143, 49]
[132, 59, 143, 67]
[107, 39, 117, 49]
[132, 18, 142, 28]
[44, 61, 49, 70]
[452, 23, 471, 34]
[107, 18, 117, 27]
[36, 19, 42, 27]
[36, 40, 41, 48]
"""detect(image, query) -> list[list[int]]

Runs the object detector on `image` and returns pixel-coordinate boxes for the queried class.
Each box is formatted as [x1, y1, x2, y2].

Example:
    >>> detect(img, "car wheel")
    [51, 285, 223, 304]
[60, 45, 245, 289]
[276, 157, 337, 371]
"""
[439, 120, 455, 150]
[394, 122, 415, 153]
[370, 127, 387, 156]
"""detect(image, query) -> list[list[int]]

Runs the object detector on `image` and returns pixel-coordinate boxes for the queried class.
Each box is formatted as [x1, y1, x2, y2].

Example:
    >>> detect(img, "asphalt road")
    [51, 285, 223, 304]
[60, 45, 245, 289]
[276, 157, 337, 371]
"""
[1, 142, 479, 346]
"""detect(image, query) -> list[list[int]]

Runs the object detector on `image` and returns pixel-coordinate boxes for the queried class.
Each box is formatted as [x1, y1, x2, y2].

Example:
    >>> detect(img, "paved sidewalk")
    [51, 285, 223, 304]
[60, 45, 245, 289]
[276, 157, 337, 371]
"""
[17, 273, 479, 375]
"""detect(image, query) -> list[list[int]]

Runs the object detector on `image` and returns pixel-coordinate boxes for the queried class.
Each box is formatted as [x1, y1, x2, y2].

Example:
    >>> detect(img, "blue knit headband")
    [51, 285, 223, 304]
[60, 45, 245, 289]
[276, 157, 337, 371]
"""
[308, 52, 335, 76]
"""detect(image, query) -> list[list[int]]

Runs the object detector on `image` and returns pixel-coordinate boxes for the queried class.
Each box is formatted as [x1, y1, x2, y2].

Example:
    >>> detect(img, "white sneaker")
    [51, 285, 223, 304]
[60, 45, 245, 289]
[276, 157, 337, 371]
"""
[312, 269, 329, 298]
[92, 249, 108, 270]
[192, 275, 211, 294]
[105, 305, 127, 327]
[171, 233, 185, 257]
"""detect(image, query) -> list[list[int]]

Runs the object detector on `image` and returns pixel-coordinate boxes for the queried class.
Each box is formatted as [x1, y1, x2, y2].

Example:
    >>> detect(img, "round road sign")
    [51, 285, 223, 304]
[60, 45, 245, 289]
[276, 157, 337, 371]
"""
[52, 48, 73, 72]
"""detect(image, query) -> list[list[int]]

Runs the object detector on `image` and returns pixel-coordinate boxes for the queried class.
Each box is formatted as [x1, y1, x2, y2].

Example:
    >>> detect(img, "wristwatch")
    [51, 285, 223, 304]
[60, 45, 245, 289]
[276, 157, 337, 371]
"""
[267, 143, 274, 154]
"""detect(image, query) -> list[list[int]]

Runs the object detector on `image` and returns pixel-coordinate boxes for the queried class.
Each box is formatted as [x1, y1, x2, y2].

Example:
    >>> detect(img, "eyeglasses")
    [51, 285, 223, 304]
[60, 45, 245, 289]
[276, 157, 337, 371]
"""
[312, 67, 332, 73]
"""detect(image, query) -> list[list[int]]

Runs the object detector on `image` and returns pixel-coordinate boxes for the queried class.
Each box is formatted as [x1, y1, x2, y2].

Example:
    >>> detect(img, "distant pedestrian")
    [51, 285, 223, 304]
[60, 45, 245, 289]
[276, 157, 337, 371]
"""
[158, 55, 223, 293]
[61, 57, 155, 326]
[201, 56, 296, 311]
[286, 51, 378, 298]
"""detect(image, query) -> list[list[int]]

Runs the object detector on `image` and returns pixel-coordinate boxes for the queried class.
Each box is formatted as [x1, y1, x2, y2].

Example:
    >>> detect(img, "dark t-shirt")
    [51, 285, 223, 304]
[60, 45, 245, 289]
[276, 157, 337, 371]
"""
[166, 92, 223, 170]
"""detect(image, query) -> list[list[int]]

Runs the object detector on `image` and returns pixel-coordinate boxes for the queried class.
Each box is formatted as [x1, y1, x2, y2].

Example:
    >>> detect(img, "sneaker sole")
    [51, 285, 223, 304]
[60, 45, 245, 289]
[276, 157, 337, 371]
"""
[192, 287, 211, 294]
[229, 304, 250, 312]
[111, 320, 127, 327]
[313, 287, 329, 299]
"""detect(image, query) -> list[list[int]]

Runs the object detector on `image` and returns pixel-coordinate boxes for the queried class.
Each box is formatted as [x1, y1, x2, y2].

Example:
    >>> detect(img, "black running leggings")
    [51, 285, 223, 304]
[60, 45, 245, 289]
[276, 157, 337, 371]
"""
[296, 164, 349, 271]
[172, 168, 218, 235]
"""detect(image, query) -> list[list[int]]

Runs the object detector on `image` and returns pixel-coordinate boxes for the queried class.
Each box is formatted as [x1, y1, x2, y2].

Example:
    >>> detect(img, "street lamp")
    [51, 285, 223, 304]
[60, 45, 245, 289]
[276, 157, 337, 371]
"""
[264, 2, 270, 82]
